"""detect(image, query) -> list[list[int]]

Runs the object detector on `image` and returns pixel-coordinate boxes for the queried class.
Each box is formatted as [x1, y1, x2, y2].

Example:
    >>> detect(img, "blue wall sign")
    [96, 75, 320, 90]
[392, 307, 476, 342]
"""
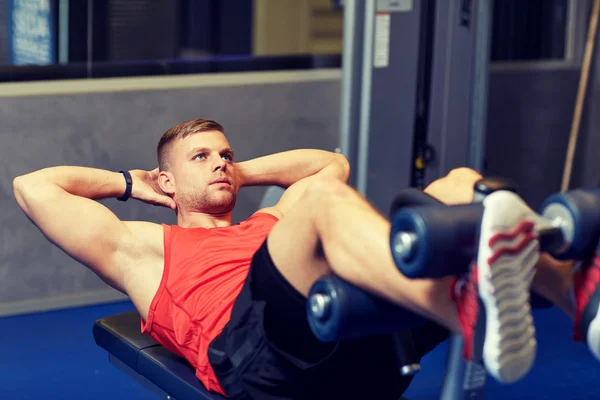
[9, 0, 56, 65]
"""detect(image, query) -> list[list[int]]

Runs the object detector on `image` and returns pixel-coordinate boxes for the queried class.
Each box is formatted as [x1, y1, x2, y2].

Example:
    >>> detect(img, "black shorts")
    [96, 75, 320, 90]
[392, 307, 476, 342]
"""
[208, 239, 449, 400]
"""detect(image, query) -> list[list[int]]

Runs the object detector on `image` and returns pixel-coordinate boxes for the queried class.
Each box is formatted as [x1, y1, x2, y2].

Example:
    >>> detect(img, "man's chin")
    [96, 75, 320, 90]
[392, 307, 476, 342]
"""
[209, 197, 237, 214]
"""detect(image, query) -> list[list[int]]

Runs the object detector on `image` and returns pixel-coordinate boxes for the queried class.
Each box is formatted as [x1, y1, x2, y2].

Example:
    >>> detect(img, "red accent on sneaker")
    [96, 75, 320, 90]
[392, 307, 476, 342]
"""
[487, 220, 536, 265]
[488, 233, 538, 265]
[573, 256, 600, 342]
[451, 264, 479, 360]
[488, 220, 535, 247]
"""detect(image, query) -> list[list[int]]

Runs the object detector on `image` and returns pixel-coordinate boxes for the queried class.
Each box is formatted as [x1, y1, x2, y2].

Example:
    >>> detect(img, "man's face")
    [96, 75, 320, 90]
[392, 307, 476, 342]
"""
[169, 131, 239, 214]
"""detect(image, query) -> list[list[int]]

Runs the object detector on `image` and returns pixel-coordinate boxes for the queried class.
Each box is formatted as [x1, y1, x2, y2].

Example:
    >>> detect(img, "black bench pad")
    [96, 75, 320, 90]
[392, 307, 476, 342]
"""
[93, 311, 225, 400]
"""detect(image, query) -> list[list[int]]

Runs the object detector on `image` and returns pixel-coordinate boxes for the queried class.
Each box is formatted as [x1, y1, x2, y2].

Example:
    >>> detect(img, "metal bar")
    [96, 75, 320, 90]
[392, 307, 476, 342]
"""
[108, 354, 175, 400]
[469, 0, 493, 171]
[338, 0, 366, 188]
[356, 0, 376, 195]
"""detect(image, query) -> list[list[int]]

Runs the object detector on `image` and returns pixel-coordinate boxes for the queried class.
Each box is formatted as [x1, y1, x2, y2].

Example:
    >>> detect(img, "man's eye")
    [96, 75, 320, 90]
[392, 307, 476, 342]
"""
[194, 153, 206, 160]
[222, 155, 232, 161]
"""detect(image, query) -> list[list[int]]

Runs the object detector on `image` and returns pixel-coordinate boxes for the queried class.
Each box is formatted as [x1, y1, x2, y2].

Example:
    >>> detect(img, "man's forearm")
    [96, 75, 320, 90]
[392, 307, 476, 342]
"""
[236, 149, 350, 188]
[14, 166, 126, 200]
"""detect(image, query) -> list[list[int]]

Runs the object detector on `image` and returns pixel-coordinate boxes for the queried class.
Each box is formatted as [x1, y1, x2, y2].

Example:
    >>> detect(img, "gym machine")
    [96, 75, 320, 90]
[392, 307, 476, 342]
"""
[338, 0, 493, 212]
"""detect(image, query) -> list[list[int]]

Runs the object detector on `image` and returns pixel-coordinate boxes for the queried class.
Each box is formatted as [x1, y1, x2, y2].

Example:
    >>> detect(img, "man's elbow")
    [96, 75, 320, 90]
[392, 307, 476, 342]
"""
[13, 175, 25, 198]
[333, 153, 351, 182]
[12, 174, 46, 211]
[12, 176, 30, 213]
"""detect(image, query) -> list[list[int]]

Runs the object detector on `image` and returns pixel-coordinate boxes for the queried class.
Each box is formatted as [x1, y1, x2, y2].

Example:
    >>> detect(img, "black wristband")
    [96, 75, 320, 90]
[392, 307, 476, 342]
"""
[117, 170, 133, 202]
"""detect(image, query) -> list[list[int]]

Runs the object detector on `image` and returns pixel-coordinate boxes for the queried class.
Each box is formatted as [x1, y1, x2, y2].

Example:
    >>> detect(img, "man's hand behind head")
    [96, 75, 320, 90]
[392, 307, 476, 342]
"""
[130, 168, 177, 210]
[424, 167, 483, 205]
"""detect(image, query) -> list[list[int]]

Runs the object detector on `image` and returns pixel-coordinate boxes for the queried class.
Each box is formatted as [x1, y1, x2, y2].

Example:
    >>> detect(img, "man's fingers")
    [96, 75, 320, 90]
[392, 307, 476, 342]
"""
[147, 194, 176, 209]
[161, 196, 177, 210]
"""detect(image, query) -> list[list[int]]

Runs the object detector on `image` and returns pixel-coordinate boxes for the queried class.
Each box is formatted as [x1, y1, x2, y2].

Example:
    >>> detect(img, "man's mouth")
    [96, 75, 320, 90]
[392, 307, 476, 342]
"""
[210, 178, 231, 185]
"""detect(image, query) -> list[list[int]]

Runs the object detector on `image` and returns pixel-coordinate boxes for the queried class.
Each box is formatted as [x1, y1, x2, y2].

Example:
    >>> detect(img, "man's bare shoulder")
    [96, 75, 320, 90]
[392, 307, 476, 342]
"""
[119, 221, 165, 320]
[122, 221, 165, 259]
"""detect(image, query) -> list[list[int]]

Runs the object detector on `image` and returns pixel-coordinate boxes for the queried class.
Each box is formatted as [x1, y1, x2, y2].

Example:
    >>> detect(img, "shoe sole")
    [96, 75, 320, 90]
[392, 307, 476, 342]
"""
[585, 258, 600, 361]
[477, 191, 539, 384]
[587, 302, 600, 360]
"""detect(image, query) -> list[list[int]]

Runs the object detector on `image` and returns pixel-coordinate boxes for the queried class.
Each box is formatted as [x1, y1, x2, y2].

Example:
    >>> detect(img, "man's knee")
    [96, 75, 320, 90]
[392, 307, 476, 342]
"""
[302, 177, 352, 206]
[446, 167, 482, 181]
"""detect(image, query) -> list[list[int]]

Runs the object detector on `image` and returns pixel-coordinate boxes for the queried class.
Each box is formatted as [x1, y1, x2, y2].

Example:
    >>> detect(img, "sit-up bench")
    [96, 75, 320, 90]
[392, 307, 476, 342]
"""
[94, 310, 225, 400]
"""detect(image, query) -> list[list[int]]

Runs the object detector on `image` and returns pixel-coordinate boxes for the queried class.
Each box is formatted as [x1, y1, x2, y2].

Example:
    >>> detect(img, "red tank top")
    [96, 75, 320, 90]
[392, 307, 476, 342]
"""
[141, 212, 279, 396]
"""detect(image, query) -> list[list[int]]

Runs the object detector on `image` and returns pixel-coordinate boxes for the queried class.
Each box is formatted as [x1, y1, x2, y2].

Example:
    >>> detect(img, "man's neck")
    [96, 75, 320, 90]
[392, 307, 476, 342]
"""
[176, 209, 233, 229]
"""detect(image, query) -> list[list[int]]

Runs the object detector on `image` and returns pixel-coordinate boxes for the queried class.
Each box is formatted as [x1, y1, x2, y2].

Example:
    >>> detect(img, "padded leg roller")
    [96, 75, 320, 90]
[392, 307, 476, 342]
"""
[307, 275, 426, 342]
[540, 188, 600, 260]
[307, 275, 425, 377]
[390, 204, 484, 279]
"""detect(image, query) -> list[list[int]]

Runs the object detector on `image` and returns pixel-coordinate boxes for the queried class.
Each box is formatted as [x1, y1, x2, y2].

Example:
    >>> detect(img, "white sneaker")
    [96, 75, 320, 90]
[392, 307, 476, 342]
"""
[477, 191, 540, 383]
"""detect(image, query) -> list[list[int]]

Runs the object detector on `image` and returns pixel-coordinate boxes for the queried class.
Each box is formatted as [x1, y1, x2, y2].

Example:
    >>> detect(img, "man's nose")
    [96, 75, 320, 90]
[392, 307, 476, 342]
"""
[213, 157, 227, 172]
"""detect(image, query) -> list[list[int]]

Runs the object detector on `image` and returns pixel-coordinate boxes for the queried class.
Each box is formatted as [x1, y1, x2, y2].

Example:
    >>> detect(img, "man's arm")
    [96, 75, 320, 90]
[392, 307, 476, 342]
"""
[236, 149, 350, 217]
[236, 149, 350, 188]
[12, 166, 161, 291]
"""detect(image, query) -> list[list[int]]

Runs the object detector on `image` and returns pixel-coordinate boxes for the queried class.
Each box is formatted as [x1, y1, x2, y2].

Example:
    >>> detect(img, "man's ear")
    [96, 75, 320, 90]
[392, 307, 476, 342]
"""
[158, 170, 176, 196]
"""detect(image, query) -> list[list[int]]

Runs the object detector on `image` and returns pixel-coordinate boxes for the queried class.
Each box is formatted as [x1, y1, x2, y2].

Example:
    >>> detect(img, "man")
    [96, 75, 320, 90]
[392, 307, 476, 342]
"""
[12, 118, 600, 399]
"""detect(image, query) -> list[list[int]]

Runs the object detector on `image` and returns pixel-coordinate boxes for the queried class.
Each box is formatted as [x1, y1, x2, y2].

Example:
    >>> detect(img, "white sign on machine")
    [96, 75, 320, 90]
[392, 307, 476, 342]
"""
[374, 0, 413, 68]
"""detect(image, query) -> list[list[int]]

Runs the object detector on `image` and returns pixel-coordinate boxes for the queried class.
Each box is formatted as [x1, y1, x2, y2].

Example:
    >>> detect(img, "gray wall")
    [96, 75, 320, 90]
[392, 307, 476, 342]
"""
[485, 60, 600, 210]
[483, 0, 596, 209]
[0, 77, 340, 315]
[485, 65, 580, 209]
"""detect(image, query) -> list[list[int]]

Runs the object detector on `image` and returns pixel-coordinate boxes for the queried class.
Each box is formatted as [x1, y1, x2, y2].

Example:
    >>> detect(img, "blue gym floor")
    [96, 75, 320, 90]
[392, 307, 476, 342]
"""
[0, 302, 598, 400]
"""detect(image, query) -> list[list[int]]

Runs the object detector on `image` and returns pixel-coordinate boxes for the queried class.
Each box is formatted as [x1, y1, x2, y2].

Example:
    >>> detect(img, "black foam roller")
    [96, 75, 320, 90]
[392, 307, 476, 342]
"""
[390, 204, 484, 278]
[307, 275, 425, 342]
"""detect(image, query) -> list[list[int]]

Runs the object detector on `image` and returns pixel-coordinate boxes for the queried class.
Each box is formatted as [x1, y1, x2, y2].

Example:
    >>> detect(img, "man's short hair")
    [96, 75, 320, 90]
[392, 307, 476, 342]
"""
[157, 118, 224, 171]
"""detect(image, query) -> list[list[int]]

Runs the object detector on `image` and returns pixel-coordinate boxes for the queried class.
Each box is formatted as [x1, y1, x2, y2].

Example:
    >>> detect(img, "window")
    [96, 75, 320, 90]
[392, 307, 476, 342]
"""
[490, 0, 570, 61]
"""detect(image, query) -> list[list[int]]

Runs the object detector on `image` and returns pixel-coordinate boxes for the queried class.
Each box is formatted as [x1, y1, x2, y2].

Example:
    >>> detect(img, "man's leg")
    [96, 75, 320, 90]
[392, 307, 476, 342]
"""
[531, 250, 600, 361]
[531, 255, 576, 318]
[267, 177, 462, 333]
